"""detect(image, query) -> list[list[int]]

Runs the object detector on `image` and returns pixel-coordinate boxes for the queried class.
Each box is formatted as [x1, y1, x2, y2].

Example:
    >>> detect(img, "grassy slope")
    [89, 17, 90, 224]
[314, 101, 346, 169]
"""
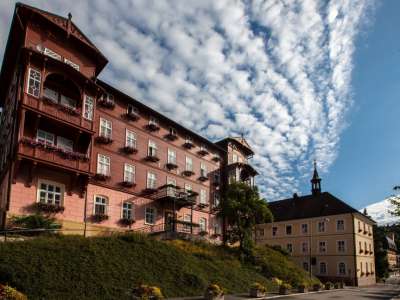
[0, 234, 317, 299]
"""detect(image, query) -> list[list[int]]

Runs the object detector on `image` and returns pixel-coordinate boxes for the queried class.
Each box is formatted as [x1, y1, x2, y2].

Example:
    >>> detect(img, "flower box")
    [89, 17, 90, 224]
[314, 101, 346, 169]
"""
[145, 155, 160, 162]
[122, 146, 137, 154]
[98, 99, 115, 109]
[182, 141, 194, 149]
[313, 284, 323, 291]
[125, 111, 139, 121]
[279, 285, 291, 295]
[297, 285, 308, 293]
[212, 155, 221, 162]
[59, 105, 80, 116]
[250, 283, 266, 298]
[197, 149, 209, 156]
[198, 175, 208, 182]
[182, 170, 195, 177]
[91, 214, 109, 223]
[164, 133, 178, 141]
[145, 123, 160, 131]
[121, 181, 135, 188]
[119, 218, 135, 226]
[35, 202, 65, 213]
[325, 282, 333, 290]
[95, 136, 113, 144]
[94, 173, 110, 181]
[166, 162, 178, 170]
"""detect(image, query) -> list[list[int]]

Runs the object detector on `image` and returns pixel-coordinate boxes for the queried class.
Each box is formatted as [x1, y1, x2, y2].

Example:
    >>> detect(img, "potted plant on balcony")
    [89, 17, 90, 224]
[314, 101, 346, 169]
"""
[119, 218, 135, 227]
[132, 284, 164, 300]
[34, 202, 65, 214]
[94, 173, 110, 181]
[279, 283, 291, 295]
[59, 105, 79, 116]
[121, 181, 136, 188]
[249, 282, 267, 298]
[122, 146, 138, 154]
[324, 282, 333, 290]
[91, 213, 109, 223]
[297, 282, 308, 293]
[95, 135, 113, 144]
[204, 283, 224, 300]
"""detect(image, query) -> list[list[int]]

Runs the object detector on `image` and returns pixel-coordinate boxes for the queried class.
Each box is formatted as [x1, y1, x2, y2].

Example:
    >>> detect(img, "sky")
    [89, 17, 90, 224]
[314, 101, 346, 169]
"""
[0, 0, 396, 209]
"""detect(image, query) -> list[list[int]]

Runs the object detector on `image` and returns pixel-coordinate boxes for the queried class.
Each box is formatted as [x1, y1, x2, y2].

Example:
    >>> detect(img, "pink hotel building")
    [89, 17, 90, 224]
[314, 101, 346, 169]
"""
[0, 3, 258, 239]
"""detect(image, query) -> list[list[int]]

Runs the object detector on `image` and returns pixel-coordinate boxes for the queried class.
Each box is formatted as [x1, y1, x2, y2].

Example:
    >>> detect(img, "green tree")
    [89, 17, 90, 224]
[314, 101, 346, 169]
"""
[218, 182, 273, 256]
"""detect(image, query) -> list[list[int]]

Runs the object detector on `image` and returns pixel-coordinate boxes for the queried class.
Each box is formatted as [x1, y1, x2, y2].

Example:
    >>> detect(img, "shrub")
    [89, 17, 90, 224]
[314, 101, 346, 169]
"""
[271, 277, 282, 287]
[132, 284, 164, 300]
[279, 283, 291, 295]
[9, 214, 61, 234]
[250, 282, 266, 293]
[205, 284, 224, 296]
[313, 283, 323, 291]
[325, 282, 333, 290]
[0, 284, 27, 300]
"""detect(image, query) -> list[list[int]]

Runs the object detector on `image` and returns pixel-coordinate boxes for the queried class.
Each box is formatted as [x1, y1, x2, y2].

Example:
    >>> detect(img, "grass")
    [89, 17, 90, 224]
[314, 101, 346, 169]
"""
[0, 234, 317, 299]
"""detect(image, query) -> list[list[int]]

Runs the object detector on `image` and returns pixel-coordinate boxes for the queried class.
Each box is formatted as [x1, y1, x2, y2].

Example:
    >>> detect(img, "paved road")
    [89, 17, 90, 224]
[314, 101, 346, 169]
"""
[280, 285, 400, 300]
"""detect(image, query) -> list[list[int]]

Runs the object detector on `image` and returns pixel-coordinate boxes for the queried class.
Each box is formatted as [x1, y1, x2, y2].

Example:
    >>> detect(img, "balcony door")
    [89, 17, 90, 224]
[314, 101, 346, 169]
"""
[164, 211, 175, 232]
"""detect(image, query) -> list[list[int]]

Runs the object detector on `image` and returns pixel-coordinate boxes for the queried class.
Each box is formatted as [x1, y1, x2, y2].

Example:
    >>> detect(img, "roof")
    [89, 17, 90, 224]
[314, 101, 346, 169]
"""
[97, 80, 226, 154]
[268, 192, 376, 223]
[215, 136, 254, 156]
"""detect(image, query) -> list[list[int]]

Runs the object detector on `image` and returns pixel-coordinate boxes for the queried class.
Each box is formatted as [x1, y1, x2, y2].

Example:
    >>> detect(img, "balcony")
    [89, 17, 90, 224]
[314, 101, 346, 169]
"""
[182, 170, 195, 177]
[166, 162, 178, 170]
[95, 135, 113, 144]
[145, 123, 160, 132]
[151, 185, 197, 208]
[183, 140, 195, 149]
[145, 151, 160, 162]
[197, 148, 209, 156]
[212, 155, 221, 162]
[132, 221, 202, 238]
[198, 171, 208, 182]
[121, 146, 138, 155]
[165, 129, 178, 141]
[19, 138, 90, 173]
[98, 94, 115, 109]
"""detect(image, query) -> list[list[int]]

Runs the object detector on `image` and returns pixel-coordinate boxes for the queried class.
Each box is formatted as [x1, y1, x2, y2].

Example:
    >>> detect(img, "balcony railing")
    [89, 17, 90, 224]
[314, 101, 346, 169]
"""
[151, 185, 197, 207]
[19, 138, 90, 173]
[132, 222, 201, 235]
[24, 93, 92, 131]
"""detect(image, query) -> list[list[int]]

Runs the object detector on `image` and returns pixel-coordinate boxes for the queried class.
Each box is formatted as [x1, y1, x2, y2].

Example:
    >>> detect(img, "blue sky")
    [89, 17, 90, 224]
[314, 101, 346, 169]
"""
[0, 0, 394, 209]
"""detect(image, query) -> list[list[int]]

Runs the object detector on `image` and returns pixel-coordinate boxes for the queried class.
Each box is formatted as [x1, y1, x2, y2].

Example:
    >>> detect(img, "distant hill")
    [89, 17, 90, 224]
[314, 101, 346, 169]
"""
[360, 197, 399, 225]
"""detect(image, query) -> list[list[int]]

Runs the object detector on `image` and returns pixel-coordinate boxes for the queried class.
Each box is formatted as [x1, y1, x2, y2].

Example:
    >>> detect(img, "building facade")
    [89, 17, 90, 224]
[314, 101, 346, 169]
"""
[255, 164, 376, 286]
[0, 4, 257, 239]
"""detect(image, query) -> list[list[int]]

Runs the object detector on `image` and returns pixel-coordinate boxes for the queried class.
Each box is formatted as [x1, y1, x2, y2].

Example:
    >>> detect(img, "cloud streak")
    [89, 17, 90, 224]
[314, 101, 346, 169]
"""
[0, 0, 376, 200]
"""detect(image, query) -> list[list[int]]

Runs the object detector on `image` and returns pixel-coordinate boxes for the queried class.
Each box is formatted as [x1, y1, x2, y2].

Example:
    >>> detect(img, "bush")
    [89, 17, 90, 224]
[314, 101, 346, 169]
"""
[325, 282, 333, 290]
[250, 282, 266, 293]
[9, 214, 61, 234]
[0, 284, 27, 300]
[132, 284, 163, 300]
[205, 283, 224, 296]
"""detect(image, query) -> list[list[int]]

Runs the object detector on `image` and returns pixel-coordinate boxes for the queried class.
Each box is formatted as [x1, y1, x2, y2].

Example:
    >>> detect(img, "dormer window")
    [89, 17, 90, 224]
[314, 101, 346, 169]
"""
[99, 93, 115, 109]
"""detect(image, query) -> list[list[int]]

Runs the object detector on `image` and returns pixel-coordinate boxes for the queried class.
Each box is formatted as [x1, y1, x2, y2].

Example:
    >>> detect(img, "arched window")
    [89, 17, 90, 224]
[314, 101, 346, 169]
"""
[94, 195, 108, 215]
[43, 73, 81, 109]
[338, 262, 346, 275]
[122, 202, 134, 220]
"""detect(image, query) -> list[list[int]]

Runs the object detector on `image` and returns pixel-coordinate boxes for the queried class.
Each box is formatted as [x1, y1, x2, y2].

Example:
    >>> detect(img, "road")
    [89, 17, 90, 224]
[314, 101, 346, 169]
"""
[281, 285, 400, 300]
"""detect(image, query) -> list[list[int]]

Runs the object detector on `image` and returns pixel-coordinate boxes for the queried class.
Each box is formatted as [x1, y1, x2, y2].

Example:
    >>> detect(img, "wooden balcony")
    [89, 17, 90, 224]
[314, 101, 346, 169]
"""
[151, 185, 197, 208]
[23, 94, 93, 132]
[18, 139, 90, 174]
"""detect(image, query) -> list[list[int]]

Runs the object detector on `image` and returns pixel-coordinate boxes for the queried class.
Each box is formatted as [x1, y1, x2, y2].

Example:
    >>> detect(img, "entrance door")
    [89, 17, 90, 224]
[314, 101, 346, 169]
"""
[164, 211, 175, 232]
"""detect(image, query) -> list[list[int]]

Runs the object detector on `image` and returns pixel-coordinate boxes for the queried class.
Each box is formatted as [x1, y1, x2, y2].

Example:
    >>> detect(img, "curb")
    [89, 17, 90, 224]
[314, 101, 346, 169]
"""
[249, 288, 342, 299]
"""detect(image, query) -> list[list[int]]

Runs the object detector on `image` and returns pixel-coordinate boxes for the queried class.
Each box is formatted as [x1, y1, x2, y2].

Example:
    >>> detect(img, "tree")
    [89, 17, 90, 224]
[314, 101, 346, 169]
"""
[390, 186, 400, 218]
[218, 182, 273, 256]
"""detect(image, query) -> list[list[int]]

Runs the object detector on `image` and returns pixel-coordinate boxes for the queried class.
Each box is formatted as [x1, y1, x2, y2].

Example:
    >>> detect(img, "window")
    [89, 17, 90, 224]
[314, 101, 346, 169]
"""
[200, 163, 207, 177]
[303, 262, 309, 271]
[184, 184, 192, 193]
[319, 241, 327, 253]
[359, 241, 363, 252]
[183, 214, 192, 231]
[185, 156, 193, 171]
[94, 195, 108, 215]
[369, 244, 372, 253]
[83, 95, 94, 120]
[232, 153, 238, 163]
[358, 221, 361, 231]
[169, 127, 177, 136]
[64, 58, 80, 71]
[200, 189, 207, 204]
[258, 229, 265, 237]
[286, 225, 292, 235]
[60, 95, 77, 108]
[168, 149, 176, 164]
[200, 145, 208, 152]
[43, 86, 58, 103]
[148, 140, 157, 157]
[36, 129, 55, 146]
[214, 193, 220, 206]
[122, 202, 133, 220]
[302, 242, 308, 253]
[57, 136, 73, 152]
[286, 243, 293, 254]
[126, 130, 137, 148]
[124, 164, 135, 183]
[145, 207, 156, 224]
[337, 219, 345, 231]
[199, 217, 207, 232]
[166, 178, 176, 196]
[320, 262, 327, 274]
[337, 240, 346, 253]
[44, 48, 61, 60]
[366, 262, 369, 274]
[301, 223, 308, 234]
[27, 68, 41, 97]
[318, 221, 325, 233]
[272, 227, 277, 237]
[100, 118, 112, 138]
[38, 180, 63, 206]
[185, 137, 193, 144]
[97, 154, 110, 176]
[127, 104, 138, 115]
[149, 116, 158, 126]
[338, 262, 346, 275]
[147, 172, 157, 189]
[364, 241, 368, 252]
[103, 93, 114, 104]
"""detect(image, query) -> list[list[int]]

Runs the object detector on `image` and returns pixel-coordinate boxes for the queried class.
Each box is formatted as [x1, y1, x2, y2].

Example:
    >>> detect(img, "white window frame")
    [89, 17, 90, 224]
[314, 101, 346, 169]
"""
[93, 195, 108, 215]
[318, 221, 326, 233]
[37, 179, 64, 206]
[27, 68, 41, 98]
[338, 262, 346, 276]
[199, 217, 207, 232]
[122, 202, 134, 220]
[145, 206, 156, 225]
[125, 130, 137, 148]
[319, 262, 327, 275]
[148, 140, 157, 157]
[64, 58, 80, 71]
[36, 129, 55, 146]
[44, 48, 62, 60]
[183, 214, 192, 232]
[100, 118, 112, 139]
[200, 162, 207, 177]
[149, 116, 158, 126]
[168, 149, 176, 164]
[336, 219, 345, 231]
[83, 95, 94, 120]
[184, 184, 192, 193]
[147, 171, 157, 189]
[124, 164, 135, 183]
[97, 154, 110, 176]
[319, 241, 327, 253]
[127, 104, 138, 115]
[185, 156, 193, 171]
[57, 136, 73, 152]
[337, 240, 346, 253]
[200, 189, 207, 204]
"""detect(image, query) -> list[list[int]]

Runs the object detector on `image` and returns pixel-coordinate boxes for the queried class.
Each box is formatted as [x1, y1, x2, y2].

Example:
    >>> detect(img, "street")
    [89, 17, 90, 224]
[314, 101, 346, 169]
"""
[280, 285, 400, 300]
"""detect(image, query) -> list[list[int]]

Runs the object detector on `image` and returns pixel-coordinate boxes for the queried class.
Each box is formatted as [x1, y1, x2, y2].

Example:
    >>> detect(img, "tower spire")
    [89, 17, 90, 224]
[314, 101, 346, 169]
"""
[311, 160, 321, 195]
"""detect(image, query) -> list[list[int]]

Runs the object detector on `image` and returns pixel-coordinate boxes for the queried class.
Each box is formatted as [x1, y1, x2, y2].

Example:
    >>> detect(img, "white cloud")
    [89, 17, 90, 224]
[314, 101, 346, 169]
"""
[0, 0, 376, 200]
